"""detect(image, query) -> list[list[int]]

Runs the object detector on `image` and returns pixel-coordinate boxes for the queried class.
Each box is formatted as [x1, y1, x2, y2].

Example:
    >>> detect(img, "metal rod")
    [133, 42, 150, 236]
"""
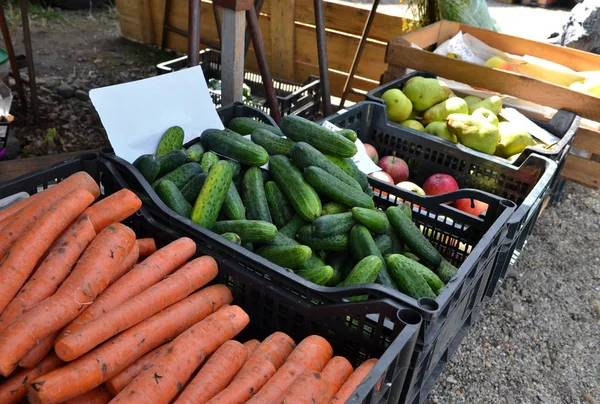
[0, 5, 27, 111]
[339, 0, 380, 108]
[188, 0, 201, 67]
[244, 0, 263, 55]
[313, 0, 332, 116]
[161, 0, 172, 49]
[246, 7, 281, 125]
[19, 0, 38, 122]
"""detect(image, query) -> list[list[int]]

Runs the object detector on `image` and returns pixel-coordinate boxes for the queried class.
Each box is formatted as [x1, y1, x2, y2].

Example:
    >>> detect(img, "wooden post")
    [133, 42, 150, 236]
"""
[269, 0, 295, 81]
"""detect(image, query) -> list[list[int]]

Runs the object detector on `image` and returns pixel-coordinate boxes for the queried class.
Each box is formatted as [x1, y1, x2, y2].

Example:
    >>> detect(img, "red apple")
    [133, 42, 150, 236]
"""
[455, 198, 489, 216]
[378, 152, 409, 184]
[364, 143, 379, 164]
[370, 170, 394, 184]
[422, 174, 459, 197]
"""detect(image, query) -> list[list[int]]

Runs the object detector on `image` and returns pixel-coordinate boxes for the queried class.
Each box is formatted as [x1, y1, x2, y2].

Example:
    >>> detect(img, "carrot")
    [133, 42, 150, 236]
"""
[82, 189, 141, 233]
[62, 386, 113, 404]
[27, 285, 232, 404]
[0, 188, 96, 314]
[0, 353, 63, 404]
[0, 223, 135, 377]
[55, 255, 218, 361]
[137, 238, 157, 258]
[246, 335, 333, 404]
[206, 359, 277, 404]
[0, 215, 97, 334]
[239, 331, 295, 371]
[174, 340, 249, 404]
[110, 240, 140, 283]
[0, 192, 42, 228]
[243, 339, 261, 355]
[110, 305, 250, 404]
[55, 237, 196, 345]
[331, 358, 377, 403]
[0, 171, 100, 261]
[18, 331, 59, 368]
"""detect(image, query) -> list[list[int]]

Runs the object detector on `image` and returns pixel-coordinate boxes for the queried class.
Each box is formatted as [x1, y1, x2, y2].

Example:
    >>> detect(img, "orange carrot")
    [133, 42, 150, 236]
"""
[246, 335, 333, 404]
[62, 386, 113, 404]
[110, 305, 250, 404]
[331, 358, 377, 403]
[55, 255, 218, 361]
[0, 188, 95, 314]
[18, 331, 59, 368]
[243, 339, 261, 355]
[55, 237, 196, 345]
[0, 171, 100, 261]
[137, 238, 157, 258]
[106, 240, 139, 286]
[174, 340, 249, 404]
[0, 353, 63, 404]
[82, 189, 141, 233]
[0, 223, 135, 377]
[240, 332, 295, 371]
[27, 285, 232, 404]
[0, 215, 97, 334]
[0, 192, 41, 227]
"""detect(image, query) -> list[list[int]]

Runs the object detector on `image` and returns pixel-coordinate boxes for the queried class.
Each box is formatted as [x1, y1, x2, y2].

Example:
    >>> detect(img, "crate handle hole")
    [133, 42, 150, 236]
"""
[417, 297, 439, 313]
[81, 153, 98, 162]
[397, 308, 422, 326]
[500, 199, 517, 209]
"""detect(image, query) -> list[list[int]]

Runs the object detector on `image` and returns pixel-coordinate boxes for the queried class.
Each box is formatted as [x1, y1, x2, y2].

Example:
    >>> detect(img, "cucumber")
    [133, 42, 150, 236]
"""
[352, 207, 390, 233]
[289, 142, 362, 191]
[303, 166, 374, 210]
[414, 264, 444, 295]
[153, 163, 203, 191]
[339, 129, 358, 143]
[281, 115, 357, 158]
[220, 232, 241, 245]
[226, 160, 241, 179]
[155, 180, 192, 218]
[264, 181, 294, 229]
[212, 220, 277, 243]
[386, 206, 442, 269]
[251, 129, 295, 156]
[228, 117, 284, 137]
[242, 242, 254, 252]
[339, 255, 382, 287]
[374, 233, 393, 256]
[269, 155, 322, 222]
[279, 215, 307, 238]
[156, 126, 184, 156]
[201, 151, 220, 173]
[296, 265, 334, 286]
[387, 229, 404, 254]
[386, 254, 437, 299]
[321, 202, 348, 216]
[201, 128, 269, 166]
[297, 225, 348, 252]
[255, 245, 312, 269]
[133, 154, 160, 183]
[326, 156, 369, 191]
[365, 187, 375, 198]
[349, 225, 397, 290]
[404, 252, 420, 262]
[398, 202, 413, 219]
[262, 232, 326, 273]
[181, 173, 208, 204]
[186, 143, 205, 163]
[436, 259, 458, 284]
[157, 150, 187, 176]
[242, 167, 272, 223]
[190, 161, 232, 229]
[325, 252, 351, 286]
[223, 182, 246, 220]
[311, 212, 354, 238]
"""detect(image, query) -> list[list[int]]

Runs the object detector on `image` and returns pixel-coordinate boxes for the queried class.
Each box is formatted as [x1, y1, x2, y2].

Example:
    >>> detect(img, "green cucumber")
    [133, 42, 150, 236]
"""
[220, 232, 241, 245]
[311, 212, 354, 238]
[157, 150, 187, 176]
[281, 115, 357, 158]
[339, 129, 358, 143]
[155, 180, 192, 218]
[226, 160, 241, 179]
[228, 117, 284, 137]
[201, 151, 220, 173]
[352, 207, 390, 233]
[297, 225, 348, 252]
[279, 215, 307, 238]
[374, 233, 393, 256]
[186, 143, 205, 163]
[133, 154, 160, 183]
[153, 163, 203, 190]
[255, 245, 312, 269]
[404, 252, 420, 262]
[212, 220, 277, 243]
[156, 126, 184, 156]
[242, 167, 272, 223]
[223, 182, 246, 220]
[190, 161, 232, 229]
[251, 129, 295, 156]
[289, 142, 362, 191]
[242, 242, 254, 252]
[386, 254, 437, 299]
[303, 166, 374, 209]
[326, 156, 369, 191]
[269, 155, 322, 222]
[321, 202, 348, 216]
[349, 225, 397, 290]
[265, 181, 294, 229]
[296, 265, 334, 286]
[386, 206, 442, 269]
[201, 129, 269, 166]
[436, 259, 458, 284]
[325, 252, 351, 286]
[339, 255, 382, 287]
[263, 232, 325, 273]
[414, 265, 444, 295]
[397, 203, 413, 219]
[387, 229, 405, 254]
[181, 173, 208, 204]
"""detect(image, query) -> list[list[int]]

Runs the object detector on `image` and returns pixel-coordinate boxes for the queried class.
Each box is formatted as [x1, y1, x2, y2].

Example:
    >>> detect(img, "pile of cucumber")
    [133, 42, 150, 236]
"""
[132, 116, 458, 301]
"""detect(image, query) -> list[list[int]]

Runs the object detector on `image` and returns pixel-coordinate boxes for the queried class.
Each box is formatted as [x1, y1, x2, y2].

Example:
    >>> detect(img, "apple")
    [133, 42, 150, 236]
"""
[378, 152, 409, 184]
[422, 174, 459, 197]
[484, 56, 511, 71]
[370, 170, 394, 184]
[455, 198, 489, 216]
[364, 143, 379, 164]
[396, 181, 426, 196]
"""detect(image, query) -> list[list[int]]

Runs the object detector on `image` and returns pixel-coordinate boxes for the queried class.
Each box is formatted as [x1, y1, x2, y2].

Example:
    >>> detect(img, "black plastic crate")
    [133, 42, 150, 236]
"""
[0, 154, 422, 404]
[156, 49, 321, 119]
[323, 101, 557, 302]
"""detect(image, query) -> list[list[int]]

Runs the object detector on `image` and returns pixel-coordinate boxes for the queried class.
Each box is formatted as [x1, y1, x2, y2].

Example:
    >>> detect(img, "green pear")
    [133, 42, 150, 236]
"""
[463, 95, 482, 109]
[468, 95, 504, 115]
[381, 88, 413, 123]
[422, 97, 468, 125]
[494, 122, 536, 158]
[402, 78, 452, 111]
[471, 108, 499, 126]
[446, 114, 500, 155]
[400, 120, 425, 131]
[425, 121, 458, 143]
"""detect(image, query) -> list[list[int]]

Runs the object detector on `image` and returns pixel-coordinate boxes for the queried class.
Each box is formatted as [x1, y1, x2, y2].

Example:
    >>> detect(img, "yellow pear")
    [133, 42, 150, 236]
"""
[425, 122, 458, 143]
[422, 97, 468, 125]
[495, 122, 536, 158]
[381, 88, 413, 123]
[402, 78, 452, 111]
[446, 114, 500, 155]
[463, 95, 482, 109]
[471, 108, 499, 126]
[468, 95, 504, 115]
[400, 120, 425, 131]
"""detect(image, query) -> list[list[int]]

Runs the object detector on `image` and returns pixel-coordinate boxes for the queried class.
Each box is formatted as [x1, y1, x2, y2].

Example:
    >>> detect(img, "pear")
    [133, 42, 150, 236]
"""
[468, 95, 504, 115]
[446, 114, 500, 155]
[463, 95, 482, 109]
[425, 121, 458, 143]
[403, 78, 452, 111]
[400, 120, 425, 131]
[422, 97, 468, 125]
[495, 122, 536, 158]
[471, 108, 499, 126]
[407, 109, 420, 120]
[381, 88, 413, 123]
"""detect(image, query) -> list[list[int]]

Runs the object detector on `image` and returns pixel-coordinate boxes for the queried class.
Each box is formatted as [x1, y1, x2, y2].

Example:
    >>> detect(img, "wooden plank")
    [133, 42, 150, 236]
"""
[221, 9, 246, 104]
[573, 127, 600, 156]
[436, 20, 460, 44]
[269, 0, 295, 80]
[561, 155, 600, 189]
[0, 150, 99, 183]
[138, 0, 154, 44]
[397, 20, 440, 48]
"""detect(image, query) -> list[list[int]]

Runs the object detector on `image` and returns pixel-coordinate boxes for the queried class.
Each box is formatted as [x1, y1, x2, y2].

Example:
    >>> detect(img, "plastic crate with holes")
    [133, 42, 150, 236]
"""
[156, 49, 321, 119]
[0, 154, 422, 403]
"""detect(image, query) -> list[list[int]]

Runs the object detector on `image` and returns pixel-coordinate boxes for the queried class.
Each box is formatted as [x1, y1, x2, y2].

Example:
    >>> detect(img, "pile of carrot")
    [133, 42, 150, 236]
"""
[0, 171, 379, 403]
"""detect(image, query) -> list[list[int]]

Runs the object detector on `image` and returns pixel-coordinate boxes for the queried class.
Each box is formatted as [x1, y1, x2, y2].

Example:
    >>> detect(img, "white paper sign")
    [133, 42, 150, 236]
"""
[90, 66, 224, 163]
[321, 121, 381, 174]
